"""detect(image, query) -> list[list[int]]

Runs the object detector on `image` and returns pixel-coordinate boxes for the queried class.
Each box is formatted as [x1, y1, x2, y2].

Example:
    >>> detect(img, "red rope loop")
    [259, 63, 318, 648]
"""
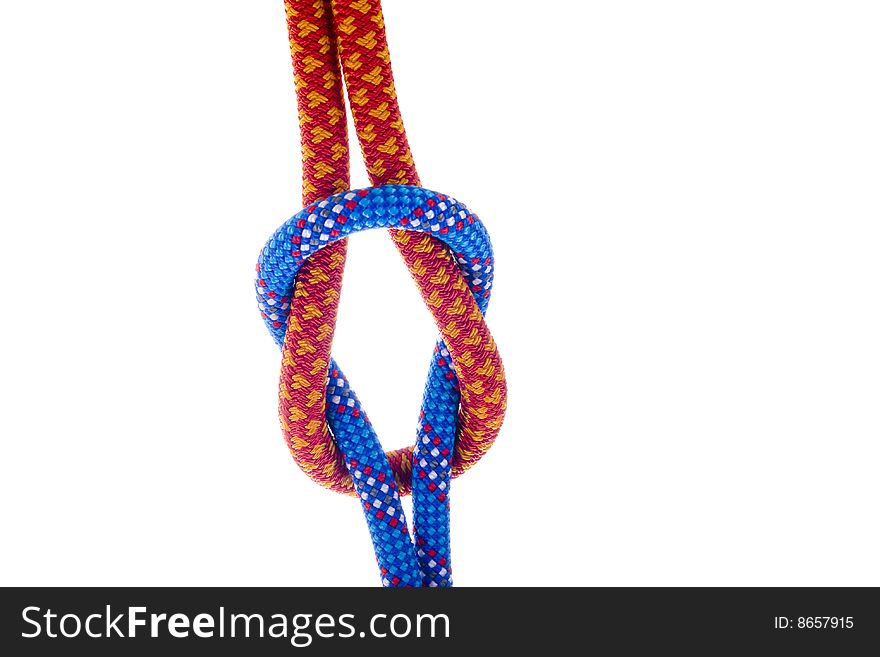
[277, 0, 506, 495]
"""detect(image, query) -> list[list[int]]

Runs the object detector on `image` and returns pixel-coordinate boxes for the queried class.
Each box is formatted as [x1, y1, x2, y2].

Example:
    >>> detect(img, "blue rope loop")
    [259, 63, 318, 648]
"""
[257, 185, 495, 587]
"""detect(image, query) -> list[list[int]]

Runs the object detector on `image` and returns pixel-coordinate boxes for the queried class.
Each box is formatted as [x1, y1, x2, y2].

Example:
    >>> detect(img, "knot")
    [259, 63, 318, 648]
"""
[256, 184, 506, 586]
[278, 0, 503, 587]
[258, 183, 505, 484]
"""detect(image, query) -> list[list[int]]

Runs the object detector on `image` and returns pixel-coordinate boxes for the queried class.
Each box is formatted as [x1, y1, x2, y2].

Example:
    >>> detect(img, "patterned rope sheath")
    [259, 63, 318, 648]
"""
[266, 0, 507, 586]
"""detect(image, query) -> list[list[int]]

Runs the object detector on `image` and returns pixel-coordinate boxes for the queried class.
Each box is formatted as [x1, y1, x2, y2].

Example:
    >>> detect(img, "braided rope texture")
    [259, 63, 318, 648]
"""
[258, 186, 496, 586]
[279, 0, 506, 496]
[331, 0, 507, 489]
[286, 0, 349, 201]
[270, 0, 507, 586]
[330, 0, 418, 185]
[279, 0, 351, 492]
[281, 0, 460, 586]
[328, 366, 422, 587]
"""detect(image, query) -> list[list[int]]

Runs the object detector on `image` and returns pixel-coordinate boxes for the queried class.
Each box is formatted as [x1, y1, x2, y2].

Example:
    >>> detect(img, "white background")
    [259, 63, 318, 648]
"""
[1, 1, 878, 587]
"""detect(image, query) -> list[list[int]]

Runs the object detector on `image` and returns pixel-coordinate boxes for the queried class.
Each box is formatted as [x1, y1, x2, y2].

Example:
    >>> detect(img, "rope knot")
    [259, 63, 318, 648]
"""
[257, 185, 506, 586]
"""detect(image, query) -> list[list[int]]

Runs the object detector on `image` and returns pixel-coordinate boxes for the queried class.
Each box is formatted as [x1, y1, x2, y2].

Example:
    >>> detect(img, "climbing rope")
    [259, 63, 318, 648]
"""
[258, 0, 506, 587]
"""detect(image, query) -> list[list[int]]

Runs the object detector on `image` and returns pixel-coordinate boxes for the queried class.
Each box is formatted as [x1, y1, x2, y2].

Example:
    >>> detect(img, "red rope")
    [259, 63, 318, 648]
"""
[277, 0, 506, 495]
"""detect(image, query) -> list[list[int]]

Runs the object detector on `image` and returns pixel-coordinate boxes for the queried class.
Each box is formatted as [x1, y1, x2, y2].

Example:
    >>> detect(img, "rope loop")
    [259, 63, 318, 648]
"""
[257, 185, 506, 497]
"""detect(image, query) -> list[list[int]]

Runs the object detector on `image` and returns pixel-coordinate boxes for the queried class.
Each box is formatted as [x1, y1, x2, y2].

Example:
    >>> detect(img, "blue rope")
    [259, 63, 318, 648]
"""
[257, 185, 494, 586]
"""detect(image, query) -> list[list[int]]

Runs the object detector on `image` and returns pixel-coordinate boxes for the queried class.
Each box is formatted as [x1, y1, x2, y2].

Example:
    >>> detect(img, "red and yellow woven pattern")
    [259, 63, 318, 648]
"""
[331, 0, 418, 185]
[286, 0, 350, 202]
[278, 0, 351, 491]
[277, 0, 506, 496]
